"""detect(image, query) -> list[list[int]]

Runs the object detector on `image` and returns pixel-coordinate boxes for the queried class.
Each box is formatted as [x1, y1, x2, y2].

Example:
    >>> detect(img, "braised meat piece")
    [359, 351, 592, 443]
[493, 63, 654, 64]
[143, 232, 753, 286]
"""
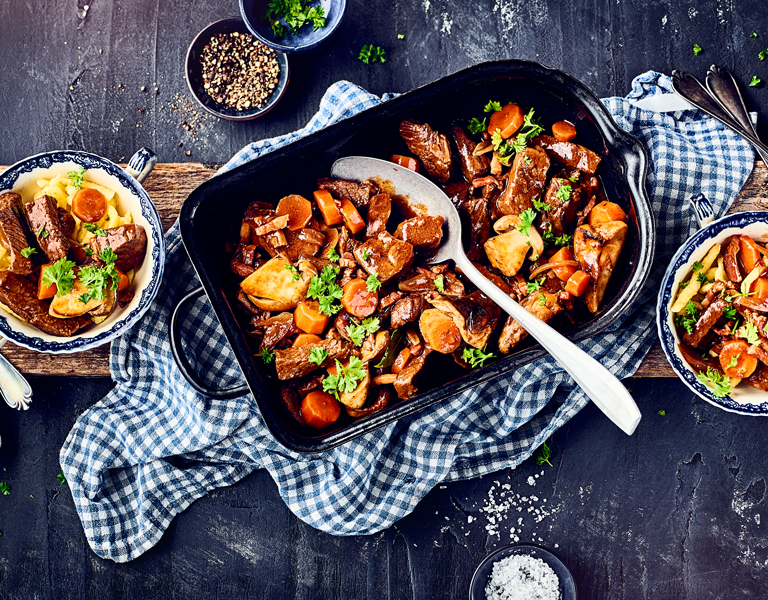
[682, 298, 726, 348]
[539, 178, 585, 238]
[393, 215, 444, 249]
[498, 291, 564, 353]
[399, 119, 452, 184]
[724, 237, 742, 283]
[58, 207, 77, 238]
[399, 268, 464, 297]
[496, 147, 550, 216]
[345, 388, 391, 418]
[427, 291, 501, 349]
[531, 135, 602, 174]
[0, 192, 35, 274]
[390, 294, 427, 329]
[393, 347, 432, 399]
[745, 364, 768, 391]
[365, 193, 391, 239]
[89, 224, 147, 272]
[252, 312, 298, 350]
[317, 177, 379, 209]
[354, 232, 414, 283]
[0, 271, 90, 336]
[460, 196, 492, 261]
[452, 125, 490, 182]
[275, 338, 354, 380]
[279, 385, 306, 427]
[573, 221, 628, 313]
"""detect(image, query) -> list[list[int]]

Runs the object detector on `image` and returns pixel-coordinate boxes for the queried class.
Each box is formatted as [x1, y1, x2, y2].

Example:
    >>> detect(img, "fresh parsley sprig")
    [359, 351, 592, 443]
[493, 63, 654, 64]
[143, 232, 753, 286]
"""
[68, 166, 86, 189]
[462, 346, 495, 369]
[433, 274, 445, 293]
[535, 442, 553, 467]
[308, 347, 329, 365]
[307, 265, 343, 316]
[260, 348, 275, 364]
[675, 300, 699, 334]
[323, 357, 366, 400]
[42, 258, 77, 297]
[366, 273, 381, 293]
[264, 0, 326, 39]
[749, 76, 763, 87]
[696, 367, 732, 398]
[284, 264, 301, 282]
[346, 317, 380, 347]
[359, 44, 386, 64]
[484, 100, 502, 113]
[20, 247, 36, 258]
[468, 117, 487, 135]
[84, 223, 106, 237]
[516, 209, 536, 236]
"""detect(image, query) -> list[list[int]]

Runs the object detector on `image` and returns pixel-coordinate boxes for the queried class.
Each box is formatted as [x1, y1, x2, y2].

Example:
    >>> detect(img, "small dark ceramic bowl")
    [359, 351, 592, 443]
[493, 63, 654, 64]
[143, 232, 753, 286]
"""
[657, 211, 768, 415]
[469, 543, 577, 600]
[239, 0, 346, 53]
[185, 17, 289, 121]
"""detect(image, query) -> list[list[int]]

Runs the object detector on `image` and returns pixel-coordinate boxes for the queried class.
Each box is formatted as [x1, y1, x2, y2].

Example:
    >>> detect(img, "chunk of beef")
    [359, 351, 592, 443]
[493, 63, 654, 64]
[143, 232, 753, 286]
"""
[390, 294, 427, 329]
[539, 178, 586, 238]
[746, 363, 768, 391]
[460, 196, 492, 261]
[236, 289, 267, 318]
[399, 268, 464, 297]
[89, 224, 147, 272]
[279, 385, 306, 427]
[317, 177, 379, 209]
[683, 298, 726, 348]
[496, 147, 550, 216]
[531, 135, 602, 174]
[275, 338, 353, 380]
[0, 271, 90, 336]
[451, 125, 490, 182]
[0, 192, 35, 274]
[379, 290, 404, 309]
[231, 258, 256, 278]
[393, 215, 444, 249]
[724, 236, 742, 283]
[58, 208, 76, 239]
[345, 388, 391, 418]
[399, 119, 452, 184]
[365, 193, 391, 239]
[498, 291, 564, 353]
[573, 221, 627, 313]
[747, 340, 768, 367]
[427, 290, 501, 349]
[393, 347, 432, 399]
[26, 195, 70, 261]
[354, 232, 414, 283]
[252, 312, 299, 350]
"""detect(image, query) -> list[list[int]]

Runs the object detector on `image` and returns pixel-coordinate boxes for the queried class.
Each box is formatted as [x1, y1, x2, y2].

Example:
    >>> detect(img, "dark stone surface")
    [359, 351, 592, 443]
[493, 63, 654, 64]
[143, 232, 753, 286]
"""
[0, 1, 767, 598]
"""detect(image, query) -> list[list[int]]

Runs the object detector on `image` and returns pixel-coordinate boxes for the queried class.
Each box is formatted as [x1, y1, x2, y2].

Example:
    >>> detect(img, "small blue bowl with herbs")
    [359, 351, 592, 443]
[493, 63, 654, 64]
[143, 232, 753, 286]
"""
[239, 0, 346, 53]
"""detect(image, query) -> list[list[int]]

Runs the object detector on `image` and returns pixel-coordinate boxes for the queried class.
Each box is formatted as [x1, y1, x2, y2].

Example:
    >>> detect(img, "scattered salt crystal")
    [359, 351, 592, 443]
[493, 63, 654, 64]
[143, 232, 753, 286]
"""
[468, 516, 475, 523]
[485, 554, 560, 600]
[527, 476, 536, 486]
[554, 544, 559, 548]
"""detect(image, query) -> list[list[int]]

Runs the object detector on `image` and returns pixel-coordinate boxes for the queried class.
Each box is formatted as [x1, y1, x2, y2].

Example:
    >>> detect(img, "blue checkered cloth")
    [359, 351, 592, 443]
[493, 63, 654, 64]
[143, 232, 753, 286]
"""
[60, 73, 754, 562]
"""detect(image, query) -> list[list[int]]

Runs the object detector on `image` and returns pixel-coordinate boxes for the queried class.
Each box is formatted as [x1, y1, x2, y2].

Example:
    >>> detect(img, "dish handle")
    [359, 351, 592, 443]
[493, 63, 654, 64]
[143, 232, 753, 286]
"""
[169, 286, 250, 399]
[690, 193, 715, 228]
[125, 148, 157, 184]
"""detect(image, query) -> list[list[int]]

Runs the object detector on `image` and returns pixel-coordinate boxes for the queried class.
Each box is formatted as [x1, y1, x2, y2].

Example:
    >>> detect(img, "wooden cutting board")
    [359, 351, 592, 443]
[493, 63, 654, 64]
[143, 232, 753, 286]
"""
[1, 162, 765, 377]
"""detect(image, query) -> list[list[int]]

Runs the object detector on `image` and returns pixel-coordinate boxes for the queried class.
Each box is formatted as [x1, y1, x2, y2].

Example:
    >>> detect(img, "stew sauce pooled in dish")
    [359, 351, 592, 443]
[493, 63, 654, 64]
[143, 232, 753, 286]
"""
[229, 102, 628, 430]
[0, 167, 147, 337]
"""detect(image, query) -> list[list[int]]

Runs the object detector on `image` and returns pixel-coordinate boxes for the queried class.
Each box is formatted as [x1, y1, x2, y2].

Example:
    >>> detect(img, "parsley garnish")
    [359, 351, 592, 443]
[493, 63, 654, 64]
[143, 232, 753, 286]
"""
[83, 247, 94, 257]
[679, 280, 690, 289]
[323, 357, 366, 400]
[569, 174, 579, 183]
[359, 44, 386, 64]
[307, 265, 343, 316]
[723, 305, 738, 320]
[535, 442, 553, 467]
[696, 367, 732, 398]
[760, 49, 768, 61]
[697, 272, 709, 285]
[260, 347, 275, 363]
[657, 410, 666, 416]
[728, 356, 739, 368]
[284, 264, 301, 282]
[526, 276, 546, 294]
[397, 33, 405, 40]
[361, 248, 371, 261]
[78, 293, 91, 304]
[308, 347, 329, 365]
[462, 346, 495, 369]
[740, 322, 760, 345]
[36, 225, 49, 239]
[42, 258, 77, 297]
[484, 100, 502, 113]
[68, 166, 86, 189]
[693, 43, 703, 56]
[433, 274, 445, 293]
[538, 293, 547, 306]
[532, 197, 551, 212]
[57, 473, 66, 484]
[83, 223, 106, 236]
[517, 208, 536, 236]
[751, 32, 759, 38]
[326, 246, 339, 262]
[99, 248, 118, 264]
[555, 184, 572, 203]
[366, 273, 381, 293]
[541, 226, 573, 248]
[691, 261, 703, 272]
[749, 76, 762, 87]
[0, 482, 9, 495]
[468, 117, 487, 135]
[523, 155, 532, 165]
[20, 247, 36, 258]
[264, 0, 326, 39]
[675, 300, 699, 334]
[346, 317, 380, 347]
[78, 261, 120, 301]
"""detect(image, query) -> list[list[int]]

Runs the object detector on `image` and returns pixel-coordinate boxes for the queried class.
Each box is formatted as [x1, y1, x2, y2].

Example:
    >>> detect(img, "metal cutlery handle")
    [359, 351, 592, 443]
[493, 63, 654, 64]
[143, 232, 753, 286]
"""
[453, 252, 642, 435]
[0, 338, 32, 410]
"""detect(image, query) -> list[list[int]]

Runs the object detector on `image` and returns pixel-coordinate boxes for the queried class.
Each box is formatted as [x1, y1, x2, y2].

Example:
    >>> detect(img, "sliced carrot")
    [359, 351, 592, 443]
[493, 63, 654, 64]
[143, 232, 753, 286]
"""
[565, 270, 590, 297]
[552, 121, 577, 142]
[548, 247, 578, 281]
[750, 277, 768, 302]
[301, 390, 341, 429]
[339, 199, 365, 235]
[292, 333, 323, 347]
[390, 155, 420, 172]
[391, 347, 411, 375]
[488, 104, 524, 139]
[72, 188, 108, 223]
[294, 300, 329, 334]
[419, 308, 462, 354]
[341, 278, 378, 318]
[313, 189, 343, 226]
[740, 235, 762, 273]
[115, 268, 130, 292]
[276, 194, 313, 231]
[38, 264, 56, 300]
[588, 201, 627, 226]
[719, 339, 758, 379]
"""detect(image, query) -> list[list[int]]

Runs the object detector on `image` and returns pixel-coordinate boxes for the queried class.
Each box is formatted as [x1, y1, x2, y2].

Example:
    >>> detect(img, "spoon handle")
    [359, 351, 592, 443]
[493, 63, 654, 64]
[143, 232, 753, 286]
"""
[0, 338, 32, 410]
[453, 252, 641, 435]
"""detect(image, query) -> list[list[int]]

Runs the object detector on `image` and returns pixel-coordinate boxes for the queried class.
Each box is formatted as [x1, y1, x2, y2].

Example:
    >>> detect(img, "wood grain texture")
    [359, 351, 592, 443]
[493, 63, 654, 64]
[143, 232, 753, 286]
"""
[2, 162, 765, 377]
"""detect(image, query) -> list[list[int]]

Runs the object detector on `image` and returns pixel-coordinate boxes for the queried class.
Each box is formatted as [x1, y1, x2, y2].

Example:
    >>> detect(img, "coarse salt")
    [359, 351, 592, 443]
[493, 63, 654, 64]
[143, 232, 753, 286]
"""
[485, 554, 560, 600]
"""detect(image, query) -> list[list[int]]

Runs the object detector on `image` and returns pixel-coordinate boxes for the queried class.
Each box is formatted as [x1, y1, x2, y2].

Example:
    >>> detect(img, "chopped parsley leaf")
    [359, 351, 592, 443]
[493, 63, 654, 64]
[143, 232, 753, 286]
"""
[461, 346, 495, 369]
[346, 317, 380, 347]
[326, 246, 339, 262]
[361, 248, 371, 261]
[555, 184, 572, 202]
[433, 274, 445, 293]
[0, 482, 9, 495]
[307, 265, 343, 316]
[517, 208, 537, 237]
[308, 347, 329, 365]
[36, 225, 49, 239]
[57, 473, 66, 484]
[532, 197, 551, 212]
[751, 32, 759, 38]
[42, 258, 77, 297]
[697, 272, 709, 285]
[99, 248, 118, 264]
[265, 0, 326, 39]
[526, 276, 546, 294]
[693, 43, 703, 56]
[723, 304, 738, 320]
[260, 347, 275, 363]
[323, 356, 366, 400]
[359, 44, 386, 64]
[749, 76, 762, 87]
[538, 293, 547, 306]
[535, 442, 553, 467]
[760, 49, 768, 61]
[68, 166, 86, 189]
[696, 367, 732, 398]
[83, 223, 106, 236]
[675, 300, 699, 334]
[484, 100, 503, 113]
[657, 410, 666, 416]
[728, 356, 739, 368]
[78, 293, 91, 304]
[691, 261, 703, 272]
[20, 247, 36, 258]
[468, 117, 487, 135]
[284, 264, 301, 282]
[397, 33, 404, 40]
[366, 273, 381, 293]
[739, 321, 760, 345]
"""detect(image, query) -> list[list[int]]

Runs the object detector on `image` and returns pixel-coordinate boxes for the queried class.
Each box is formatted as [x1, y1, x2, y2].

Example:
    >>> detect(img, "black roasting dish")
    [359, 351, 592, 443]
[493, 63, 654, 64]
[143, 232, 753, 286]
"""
[174, 60, 655, 453]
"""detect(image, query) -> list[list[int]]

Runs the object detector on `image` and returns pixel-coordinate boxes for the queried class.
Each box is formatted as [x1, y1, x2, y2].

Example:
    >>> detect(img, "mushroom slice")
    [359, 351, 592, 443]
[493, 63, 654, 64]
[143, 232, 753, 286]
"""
[338, 366, 371, 409]
[361, 330, 390, 364]
[427, 290, 501, 349]
[483, 224, 544, 277]
[573, 221, 628, 313]
[240, 255, 311, 311]
[50, 279, 106, 318]
[393, 348, 432, 399]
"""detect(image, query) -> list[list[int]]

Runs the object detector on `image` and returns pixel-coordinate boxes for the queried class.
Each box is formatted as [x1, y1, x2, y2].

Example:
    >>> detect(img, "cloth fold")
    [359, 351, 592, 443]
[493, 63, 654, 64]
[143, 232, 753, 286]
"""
[60, 73, 754, 562]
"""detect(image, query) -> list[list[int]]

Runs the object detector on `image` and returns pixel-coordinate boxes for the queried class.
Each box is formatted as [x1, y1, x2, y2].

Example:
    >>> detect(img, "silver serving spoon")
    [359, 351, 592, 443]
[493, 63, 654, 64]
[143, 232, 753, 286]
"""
[0, 338, 32, 410]
[331, 157, 642, 435]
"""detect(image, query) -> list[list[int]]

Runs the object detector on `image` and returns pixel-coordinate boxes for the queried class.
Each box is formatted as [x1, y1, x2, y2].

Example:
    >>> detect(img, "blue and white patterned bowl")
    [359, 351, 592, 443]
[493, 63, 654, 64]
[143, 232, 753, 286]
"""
[657, 211, 768, 415]
[0, 151, 165, 353]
